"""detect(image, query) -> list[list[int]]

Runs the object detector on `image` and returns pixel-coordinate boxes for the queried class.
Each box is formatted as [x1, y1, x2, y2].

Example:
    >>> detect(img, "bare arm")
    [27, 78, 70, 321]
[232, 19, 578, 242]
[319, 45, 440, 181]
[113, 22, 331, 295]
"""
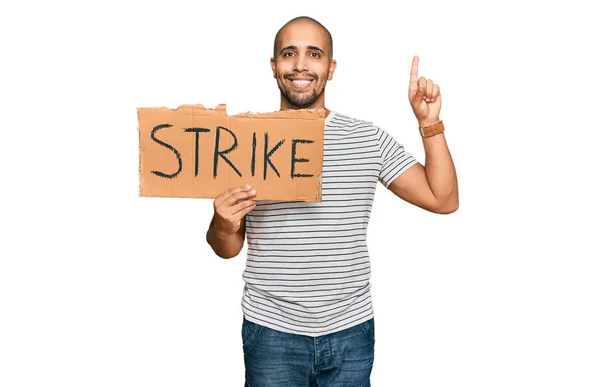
[206, 214, 247, 259]
[391, 55, 458, 214]
[388, 130, 458, 214]
[206, 185, 256, 259]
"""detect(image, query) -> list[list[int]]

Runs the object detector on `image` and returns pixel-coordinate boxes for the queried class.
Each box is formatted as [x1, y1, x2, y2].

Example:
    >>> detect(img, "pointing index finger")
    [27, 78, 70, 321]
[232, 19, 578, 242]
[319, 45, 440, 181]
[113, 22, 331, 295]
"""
[410, 55, 419, 87]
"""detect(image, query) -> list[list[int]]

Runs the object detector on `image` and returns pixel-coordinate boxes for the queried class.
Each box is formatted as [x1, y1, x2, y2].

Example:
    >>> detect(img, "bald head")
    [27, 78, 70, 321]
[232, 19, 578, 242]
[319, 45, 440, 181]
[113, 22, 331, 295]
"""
[270, 16, 337, 110]
[273, 16, 333, 59]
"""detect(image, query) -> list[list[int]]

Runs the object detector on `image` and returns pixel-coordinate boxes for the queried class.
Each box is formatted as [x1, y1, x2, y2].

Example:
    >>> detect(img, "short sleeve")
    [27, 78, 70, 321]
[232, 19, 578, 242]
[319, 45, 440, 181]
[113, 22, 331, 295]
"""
[375, 126, 418, 187]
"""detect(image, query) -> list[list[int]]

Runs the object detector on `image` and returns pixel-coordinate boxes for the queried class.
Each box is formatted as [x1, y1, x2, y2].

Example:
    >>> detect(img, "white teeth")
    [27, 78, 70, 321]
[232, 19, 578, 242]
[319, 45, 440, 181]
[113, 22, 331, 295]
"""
[292, 80, 311, 85]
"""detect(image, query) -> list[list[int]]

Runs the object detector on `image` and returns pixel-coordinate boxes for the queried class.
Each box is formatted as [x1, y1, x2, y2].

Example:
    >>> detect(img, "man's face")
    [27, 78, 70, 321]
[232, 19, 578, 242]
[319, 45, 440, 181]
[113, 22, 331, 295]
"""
[271, 22, 336, 110]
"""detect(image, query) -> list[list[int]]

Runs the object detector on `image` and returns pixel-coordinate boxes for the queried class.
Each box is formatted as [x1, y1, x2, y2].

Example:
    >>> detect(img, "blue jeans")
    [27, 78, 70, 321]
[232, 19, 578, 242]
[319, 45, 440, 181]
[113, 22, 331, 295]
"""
[242, 317, 375, 387]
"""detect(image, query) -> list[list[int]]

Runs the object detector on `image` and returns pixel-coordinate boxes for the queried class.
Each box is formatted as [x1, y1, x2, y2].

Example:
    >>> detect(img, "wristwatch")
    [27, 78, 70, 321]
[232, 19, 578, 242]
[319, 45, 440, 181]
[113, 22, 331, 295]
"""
[419, 120, 445, 138]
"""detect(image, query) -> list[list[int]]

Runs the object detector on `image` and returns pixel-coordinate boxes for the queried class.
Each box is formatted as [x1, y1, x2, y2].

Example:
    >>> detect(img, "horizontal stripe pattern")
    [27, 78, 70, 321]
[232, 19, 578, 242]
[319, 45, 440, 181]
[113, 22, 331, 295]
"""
[242, 111, 417, 336]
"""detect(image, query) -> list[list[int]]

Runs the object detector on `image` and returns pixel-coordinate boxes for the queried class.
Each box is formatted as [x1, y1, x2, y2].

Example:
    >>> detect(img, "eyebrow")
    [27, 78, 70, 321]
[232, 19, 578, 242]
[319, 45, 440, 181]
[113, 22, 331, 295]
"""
[279, 45, 325, 55]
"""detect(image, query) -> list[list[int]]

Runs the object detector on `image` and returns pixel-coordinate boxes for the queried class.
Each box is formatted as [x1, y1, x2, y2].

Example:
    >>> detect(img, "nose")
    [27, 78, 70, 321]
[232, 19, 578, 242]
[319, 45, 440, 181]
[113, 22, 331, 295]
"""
[293, 54, 308, 73]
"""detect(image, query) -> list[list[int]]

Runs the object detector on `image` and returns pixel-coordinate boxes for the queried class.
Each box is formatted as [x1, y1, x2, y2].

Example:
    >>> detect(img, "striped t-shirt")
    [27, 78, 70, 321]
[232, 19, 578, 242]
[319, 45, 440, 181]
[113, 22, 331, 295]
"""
[241, 110, 418, 337]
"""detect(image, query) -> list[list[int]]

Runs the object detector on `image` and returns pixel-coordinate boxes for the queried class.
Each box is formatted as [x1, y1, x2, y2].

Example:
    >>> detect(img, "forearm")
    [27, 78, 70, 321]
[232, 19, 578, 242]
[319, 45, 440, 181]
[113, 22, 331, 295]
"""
[206, 226, 244, 259]
[422, 130, 458, 213]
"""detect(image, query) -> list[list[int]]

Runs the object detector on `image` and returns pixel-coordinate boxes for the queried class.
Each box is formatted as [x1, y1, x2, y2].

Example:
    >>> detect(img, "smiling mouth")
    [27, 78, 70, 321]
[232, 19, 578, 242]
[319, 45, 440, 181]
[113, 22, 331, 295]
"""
[287, 78, 314, 91]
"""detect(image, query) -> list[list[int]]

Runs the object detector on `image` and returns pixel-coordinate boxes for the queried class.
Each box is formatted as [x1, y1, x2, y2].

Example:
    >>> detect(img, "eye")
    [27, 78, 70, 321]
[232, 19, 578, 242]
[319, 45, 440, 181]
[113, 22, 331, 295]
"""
[310, 52, 321, 58]
[283, 52, 295, 57]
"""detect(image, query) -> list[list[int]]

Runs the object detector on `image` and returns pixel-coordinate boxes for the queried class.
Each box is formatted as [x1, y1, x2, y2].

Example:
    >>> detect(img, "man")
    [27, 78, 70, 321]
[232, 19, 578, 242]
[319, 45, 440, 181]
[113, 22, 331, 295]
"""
[206, 16, 458, 387]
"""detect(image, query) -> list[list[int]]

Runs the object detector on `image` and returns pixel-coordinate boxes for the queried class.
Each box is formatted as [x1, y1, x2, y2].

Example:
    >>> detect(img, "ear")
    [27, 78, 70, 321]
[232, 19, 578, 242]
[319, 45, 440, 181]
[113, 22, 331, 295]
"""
[270, 57, 277, 78]
[327, 59, 337, 81]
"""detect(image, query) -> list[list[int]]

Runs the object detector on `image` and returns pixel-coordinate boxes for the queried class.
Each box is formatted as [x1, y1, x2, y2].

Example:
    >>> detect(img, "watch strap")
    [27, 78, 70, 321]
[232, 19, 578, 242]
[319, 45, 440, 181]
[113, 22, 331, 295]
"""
[419, 120, 445, 137]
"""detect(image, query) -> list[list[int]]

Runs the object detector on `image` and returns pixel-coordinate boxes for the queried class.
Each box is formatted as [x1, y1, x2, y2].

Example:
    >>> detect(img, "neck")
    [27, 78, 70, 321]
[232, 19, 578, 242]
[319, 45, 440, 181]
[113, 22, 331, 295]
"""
[280, 103, 330, 117]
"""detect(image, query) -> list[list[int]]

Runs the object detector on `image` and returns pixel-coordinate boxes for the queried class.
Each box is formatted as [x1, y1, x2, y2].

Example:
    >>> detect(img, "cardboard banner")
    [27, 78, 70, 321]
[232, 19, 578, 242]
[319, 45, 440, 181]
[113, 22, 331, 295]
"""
[138, 104, 325, 202]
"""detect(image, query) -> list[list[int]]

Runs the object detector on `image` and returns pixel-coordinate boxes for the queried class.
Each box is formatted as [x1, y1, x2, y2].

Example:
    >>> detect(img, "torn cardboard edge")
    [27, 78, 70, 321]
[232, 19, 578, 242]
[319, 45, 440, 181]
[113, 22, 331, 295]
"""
[138, 103, 328, 119]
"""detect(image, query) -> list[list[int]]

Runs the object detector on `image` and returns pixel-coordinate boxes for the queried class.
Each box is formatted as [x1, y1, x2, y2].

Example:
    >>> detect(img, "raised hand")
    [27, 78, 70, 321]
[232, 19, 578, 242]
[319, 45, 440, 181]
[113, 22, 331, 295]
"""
[408, 55, 442, 127]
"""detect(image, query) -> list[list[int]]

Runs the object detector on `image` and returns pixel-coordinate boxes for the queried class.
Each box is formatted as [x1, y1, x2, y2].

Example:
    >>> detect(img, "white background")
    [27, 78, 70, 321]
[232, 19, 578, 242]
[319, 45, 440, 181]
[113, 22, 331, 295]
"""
[1, 0, 599, 386]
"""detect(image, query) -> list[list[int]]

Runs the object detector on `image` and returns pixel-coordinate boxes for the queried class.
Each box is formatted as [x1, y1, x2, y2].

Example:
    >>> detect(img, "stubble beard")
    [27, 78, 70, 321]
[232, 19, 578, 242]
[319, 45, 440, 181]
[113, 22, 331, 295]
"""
[278, 74, 323, 109]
